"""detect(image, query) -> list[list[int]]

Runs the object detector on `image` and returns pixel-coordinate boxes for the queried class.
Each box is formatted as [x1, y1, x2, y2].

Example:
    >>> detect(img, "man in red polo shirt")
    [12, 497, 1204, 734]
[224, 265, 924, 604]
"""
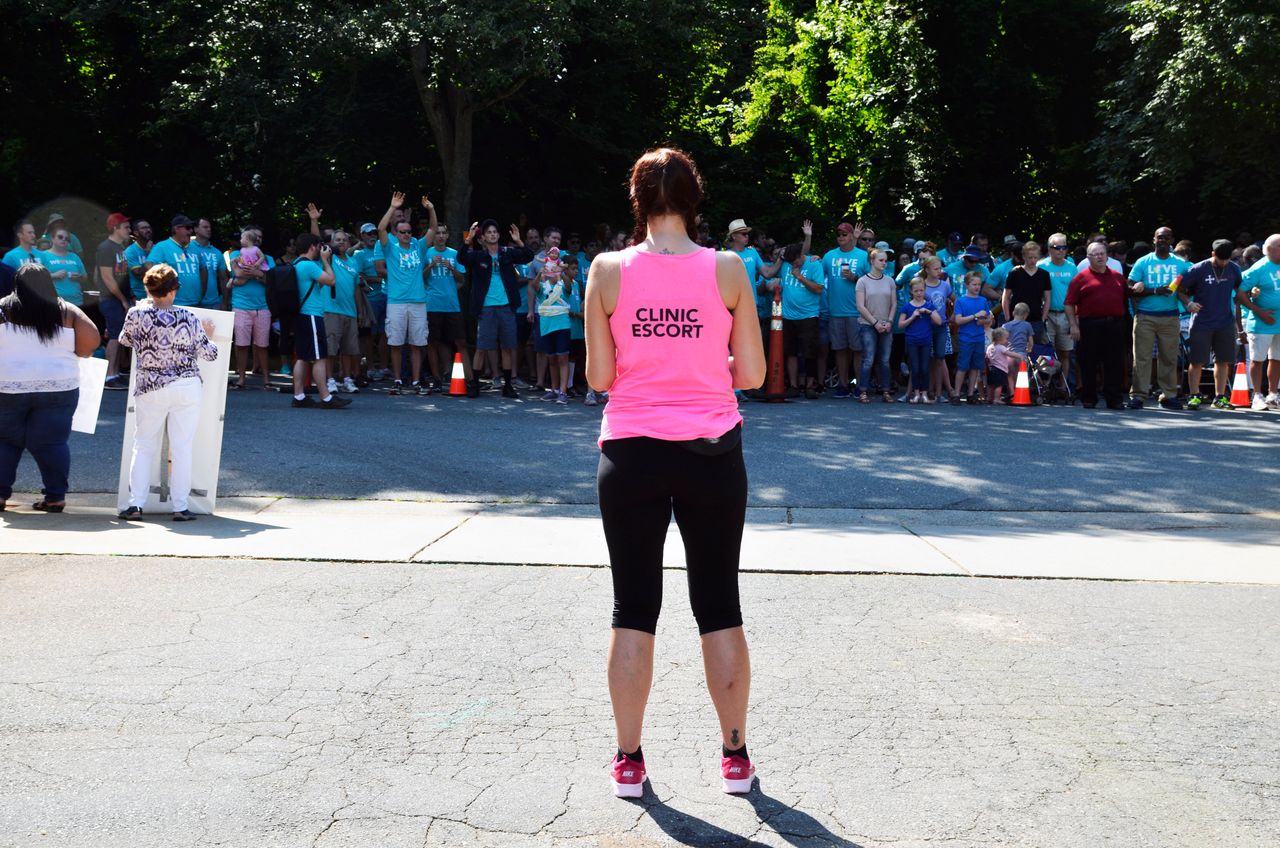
[1066, 241, 1129, 409]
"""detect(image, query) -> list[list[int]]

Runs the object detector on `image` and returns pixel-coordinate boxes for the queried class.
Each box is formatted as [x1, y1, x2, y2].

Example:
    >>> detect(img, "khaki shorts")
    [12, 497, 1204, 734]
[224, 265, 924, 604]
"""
[386, 302, 428, 347]
[324, 313, 360, 356]
[1044, 310, 1074, 351]
[1247, 332, 1280, 362]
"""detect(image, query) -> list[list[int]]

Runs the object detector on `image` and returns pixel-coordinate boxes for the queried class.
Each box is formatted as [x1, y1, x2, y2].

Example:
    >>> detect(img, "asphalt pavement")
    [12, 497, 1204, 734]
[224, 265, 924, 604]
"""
[13, 382, 1280, 512]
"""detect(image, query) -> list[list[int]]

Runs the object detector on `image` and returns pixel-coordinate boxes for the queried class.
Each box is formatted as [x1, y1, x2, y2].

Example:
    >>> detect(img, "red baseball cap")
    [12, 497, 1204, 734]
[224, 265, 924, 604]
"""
[106, 212, 130, 230]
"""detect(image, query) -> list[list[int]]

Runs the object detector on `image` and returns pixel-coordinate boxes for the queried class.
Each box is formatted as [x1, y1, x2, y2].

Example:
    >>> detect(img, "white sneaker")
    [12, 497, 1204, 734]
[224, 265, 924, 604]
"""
[584, 390, 598, 407]
[343, 377, 359, 394]
[1252, 393, 1269, 411]
[1266, 393, 1280, 411]
[326, 377, 340, 394]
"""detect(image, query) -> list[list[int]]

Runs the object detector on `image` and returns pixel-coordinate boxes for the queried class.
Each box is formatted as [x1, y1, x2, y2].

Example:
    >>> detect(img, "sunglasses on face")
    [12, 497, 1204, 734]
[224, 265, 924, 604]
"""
[1050, 244, 1067, 250]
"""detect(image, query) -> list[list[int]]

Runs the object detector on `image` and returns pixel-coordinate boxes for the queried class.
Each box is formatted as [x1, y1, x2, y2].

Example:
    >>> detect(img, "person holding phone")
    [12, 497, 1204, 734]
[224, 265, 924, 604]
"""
[898, 277, 942, 402]
[286, 234, 351, 410]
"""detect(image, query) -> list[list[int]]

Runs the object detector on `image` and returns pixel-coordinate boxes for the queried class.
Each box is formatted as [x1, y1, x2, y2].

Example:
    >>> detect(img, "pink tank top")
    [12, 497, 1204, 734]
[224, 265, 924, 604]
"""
[599, 246, 742, 445]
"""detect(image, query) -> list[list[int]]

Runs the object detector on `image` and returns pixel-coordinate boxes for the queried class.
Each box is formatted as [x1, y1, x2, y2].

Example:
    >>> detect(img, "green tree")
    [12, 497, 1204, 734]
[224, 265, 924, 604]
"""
[1094, 0, 1280, 233]
[733, 0, 951, 229]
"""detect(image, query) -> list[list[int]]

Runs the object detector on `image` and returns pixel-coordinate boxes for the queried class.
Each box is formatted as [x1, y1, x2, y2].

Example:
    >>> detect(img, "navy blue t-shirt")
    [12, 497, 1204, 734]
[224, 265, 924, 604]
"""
[899, 302, 935, 345]
[1179, 259, 1241, 331]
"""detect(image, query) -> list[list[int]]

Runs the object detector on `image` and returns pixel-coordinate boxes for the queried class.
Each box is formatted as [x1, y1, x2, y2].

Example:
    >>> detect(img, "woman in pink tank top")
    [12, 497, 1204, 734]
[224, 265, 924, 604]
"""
[585, 148, 766, 798]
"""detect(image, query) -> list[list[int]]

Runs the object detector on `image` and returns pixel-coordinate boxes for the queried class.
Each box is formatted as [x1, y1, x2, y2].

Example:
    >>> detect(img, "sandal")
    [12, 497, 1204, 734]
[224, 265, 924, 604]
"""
[33, 500, 65, 513]
[882, 392, 894, 403]
[859, 393, 870, 404]
[230, 381, 245, 390]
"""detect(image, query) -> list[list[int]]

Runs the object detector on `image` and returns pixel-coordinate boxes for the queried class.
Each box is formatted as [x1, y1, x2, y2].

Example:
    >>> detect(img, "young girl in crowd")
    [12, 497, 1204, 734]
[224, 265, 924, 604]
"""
[919, 257, 956, 401]
[953, 271, 991, 403]
[898, 277, 942, 403]
[985, 327, 1024, 404]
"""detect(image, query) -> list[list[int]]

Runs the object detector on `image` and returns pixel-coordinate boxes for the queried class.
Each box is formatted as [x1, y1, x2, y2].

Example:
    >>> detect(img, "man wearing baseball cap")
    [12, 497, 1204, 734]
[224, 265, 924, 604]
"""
[352, 222, 388, 381]
[938, 231, 965, 265]
[822, 222, 869, 397]
[95, 213, 134, 389]
[144, 215, 205, 306]
[1177, 238, 1242, 409]
[725, 219, 769, 359]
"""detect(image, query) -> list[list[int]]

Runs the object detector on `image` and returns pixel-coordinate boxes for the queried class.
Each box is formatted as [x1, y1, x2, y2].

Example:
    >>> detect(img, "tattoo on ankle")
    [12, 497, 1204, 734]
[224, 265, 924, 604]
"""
[731, 729, 739, 746]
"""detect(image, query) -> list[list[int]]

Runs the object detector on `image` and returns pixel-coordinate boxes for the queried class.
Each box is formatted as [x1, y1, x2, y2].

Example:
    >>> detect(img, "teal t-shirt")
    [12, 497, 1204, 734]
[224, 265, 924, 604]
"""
[146, 238, 204, 306]
[822, 247, 867, 317]
[895, 260, 922, 289]
[352, 248, 384, 300]
[536, 279, 571, 334]
[41, 251, 86, 305]
[483, 259, 508, 307]
[381, 237, 426, 304]
[326, 254, 359, 318]
[1128, 252, 1191, 315]
[1037, 258, 1079, 311]
[1240, 259, 1280, 335]
[780, 257, 825, 320]
[228, 249, 274, 311]
[123, 243, 149, 299]
[295, 258, 328, 318]
[944, 260, 989, 299]
[424, 246, 463, 313]
[2, 246, 40, 271]
[568, 280, 585, 340]
[191, 241, 224, 307]
[989, 258, 1014, 291]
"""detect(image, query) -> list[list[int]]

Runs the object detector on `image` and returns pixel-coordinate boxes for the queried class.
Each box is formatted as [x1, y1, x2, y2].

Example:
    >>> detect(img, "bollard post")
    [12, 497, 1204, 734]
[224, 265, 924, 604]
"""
[765, 287, 786, 402]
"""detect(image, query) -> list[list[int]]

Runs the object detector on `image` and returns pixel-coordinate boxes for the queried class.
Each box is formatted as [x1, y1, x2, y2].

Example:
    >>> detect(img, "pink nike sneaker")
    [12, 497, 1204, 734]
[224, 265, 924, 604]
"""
[611, 753, 647, 798]
[721, 753, 756, 794]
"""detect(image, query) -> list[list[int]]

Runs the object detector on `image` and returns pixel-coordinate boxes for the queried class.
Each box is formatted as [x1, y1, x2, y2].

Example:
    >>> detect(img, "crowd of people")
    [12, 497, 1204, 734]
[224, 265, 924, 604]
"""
[3, 206, 1279, 413]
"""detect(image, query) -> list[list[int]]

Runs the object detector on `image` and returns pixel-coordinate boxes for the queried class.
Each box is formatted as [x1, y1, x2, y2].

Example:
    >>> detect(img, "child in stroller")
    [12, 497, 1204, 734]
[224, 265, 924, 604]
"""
[1029, 341, 1075, 405]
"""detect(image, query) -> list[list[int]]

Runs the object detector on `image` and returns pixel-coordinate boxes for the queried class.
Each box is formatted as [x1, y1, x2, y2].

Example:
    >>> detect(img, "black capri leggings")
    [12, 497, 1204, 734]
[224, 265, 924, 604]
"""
[597, 432, 748, 636]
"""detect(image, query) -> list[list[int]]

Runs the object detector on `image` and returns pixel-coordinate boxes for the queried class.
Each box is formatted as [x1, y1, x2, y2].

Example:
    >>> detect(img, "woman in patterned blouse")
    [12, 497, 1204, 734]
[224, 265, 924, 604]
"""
[118, 263, 218, 522]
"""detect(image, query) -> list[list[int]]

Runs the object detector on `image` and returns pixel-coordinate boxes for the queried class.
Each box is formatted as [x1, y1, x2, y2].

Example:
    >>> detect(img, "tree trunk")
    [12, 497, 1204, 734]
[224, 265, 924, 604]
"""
[411, 42, 474, 248]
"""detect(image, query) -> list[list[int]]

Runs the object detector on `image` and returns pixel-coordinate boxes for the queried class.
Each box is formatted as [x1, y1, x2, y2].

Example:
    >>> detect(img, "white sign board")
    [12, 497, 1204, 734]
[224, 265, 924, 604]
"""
[116, 306, 233, 515]
[71, 356, 108, 434]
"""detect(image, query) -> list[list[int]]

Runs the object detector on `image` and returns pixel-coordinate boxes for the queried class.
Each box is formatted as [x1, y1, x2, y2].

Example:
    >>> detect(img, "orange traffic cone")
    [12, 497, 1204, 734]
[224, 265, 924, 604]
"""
[1012, 360, 1033, 406]
[1229, 361, 1251, 408]
[764, 287, 787, 403]
[448, 353, 467, 396]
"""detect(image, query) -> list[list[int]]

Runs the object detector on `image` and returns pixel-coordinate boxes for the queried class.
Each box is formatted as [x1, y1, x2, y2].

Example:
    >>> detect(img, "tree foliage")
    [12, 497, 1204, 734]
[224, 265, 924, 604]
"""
[2, 0, 1276, 251]
[1094, 0, 1280, 232]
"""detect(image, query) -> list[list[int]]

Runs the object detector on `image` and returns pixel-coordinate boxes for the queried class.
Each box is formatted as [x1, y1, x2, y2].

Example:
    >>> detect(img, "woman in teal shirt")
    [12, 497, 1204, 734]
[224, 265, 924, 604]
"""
[41, 229, 88, 306]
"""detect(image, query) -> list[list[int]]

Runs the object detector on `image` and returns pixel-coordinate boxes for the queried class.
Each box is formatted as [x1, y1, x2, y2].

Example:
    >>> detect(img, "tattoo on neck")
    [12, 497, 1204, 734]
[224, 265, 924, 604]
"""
[731, 729, 739, 746]
[660, 248, 675, 255]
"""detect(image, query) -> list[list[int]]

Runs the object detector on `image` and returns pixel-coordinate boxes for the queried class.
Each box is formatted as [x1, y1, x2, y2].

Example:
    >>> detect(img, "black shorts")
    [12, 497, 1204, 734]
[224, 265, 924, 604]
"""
[535, 327, 571, 355]
[783, 317, 820, 361]
[987, 366, 1009, 386]
[294, 314, 329, 362]
[1187, 325, 1235, 365]
[428, 310, 467, 344]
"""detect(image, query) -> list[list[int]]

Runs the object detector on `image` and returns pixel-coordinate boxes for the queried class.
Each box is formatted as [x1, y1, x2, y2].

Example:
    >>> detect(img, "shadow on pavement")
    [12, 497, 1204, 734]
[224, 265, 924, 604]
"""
[631, 781, 863, 847]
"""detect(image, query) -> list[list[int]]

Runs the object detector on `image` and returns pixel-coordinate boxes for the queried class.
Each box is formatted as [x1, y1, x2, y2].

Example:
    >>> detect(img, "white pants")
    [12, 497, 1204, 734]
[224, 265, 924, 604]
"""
[129, 377, 202, 512]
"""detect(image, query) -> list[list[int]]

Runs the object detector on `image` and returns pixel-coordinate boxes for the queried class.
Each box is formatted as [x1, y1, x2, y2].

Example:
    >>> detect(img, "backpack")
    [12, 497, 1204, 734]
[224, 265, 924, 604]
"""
[266, 263, 307, 317]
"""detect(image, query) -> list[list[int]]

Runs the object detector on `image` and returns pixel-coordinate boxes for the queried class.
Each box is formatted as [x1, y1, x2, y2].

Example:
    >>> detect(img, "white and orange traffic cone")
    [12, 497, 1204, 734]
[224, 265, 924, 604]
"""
[1012, 360, 1033, 406]
[765, 288, 786, 403]
[448, 353, 467, 397]
[1228, 361, 1251, 408]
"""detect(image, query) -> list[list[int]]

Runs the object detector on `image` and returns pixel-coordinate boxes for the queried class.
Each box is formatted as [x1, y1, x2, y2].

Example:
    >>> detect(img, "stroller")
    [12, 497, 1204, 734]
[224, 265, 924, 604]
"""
[1029, 342, 1075, 405]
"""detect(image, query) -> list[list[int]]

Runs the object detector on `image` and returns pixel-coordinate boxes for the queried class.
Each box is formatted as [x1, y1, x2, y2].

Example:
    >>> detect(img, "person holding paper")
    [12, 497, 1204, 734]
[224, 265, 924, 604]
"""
[117, 263, 219, 522]
[0, 263, 100, 513]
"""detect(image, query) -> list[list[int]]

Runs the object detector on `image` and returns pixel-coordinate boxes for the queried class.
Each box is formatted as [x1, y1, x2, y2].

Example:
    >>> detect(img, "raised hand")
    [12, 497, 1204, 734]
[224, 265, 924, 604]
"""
[421, 195, 434, 210]
[509, 223, 522, 244]
[390, 191, 405, 210]
[801, 219, 813, 237]
[852, 222, 865, 242]
[306, 202, 323, 221]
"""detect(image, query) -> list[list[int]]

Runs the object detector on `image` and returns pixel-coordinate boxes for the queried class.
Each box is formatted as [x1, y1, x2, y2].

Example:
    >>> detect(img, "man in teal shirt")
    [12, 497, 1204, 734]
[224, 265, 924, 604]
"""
[768, 241, 826, 399]
[144, 215, 204, 306]
[192, 217, 228, 309]
[376, 192, 435, 394]
[352, 224, 387, 382]
[1237, 233, 1280, 410]
[1127, 226, 1191, 409]
[423, 222, 472, 394]
[3, 221, 40, 270]
[123, 219, 153, 300]
[323, 231, 362, 395]
[1038, 233, 1082, 387]
[822, 222, 869, 397]
[289, 233, 350, 409]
